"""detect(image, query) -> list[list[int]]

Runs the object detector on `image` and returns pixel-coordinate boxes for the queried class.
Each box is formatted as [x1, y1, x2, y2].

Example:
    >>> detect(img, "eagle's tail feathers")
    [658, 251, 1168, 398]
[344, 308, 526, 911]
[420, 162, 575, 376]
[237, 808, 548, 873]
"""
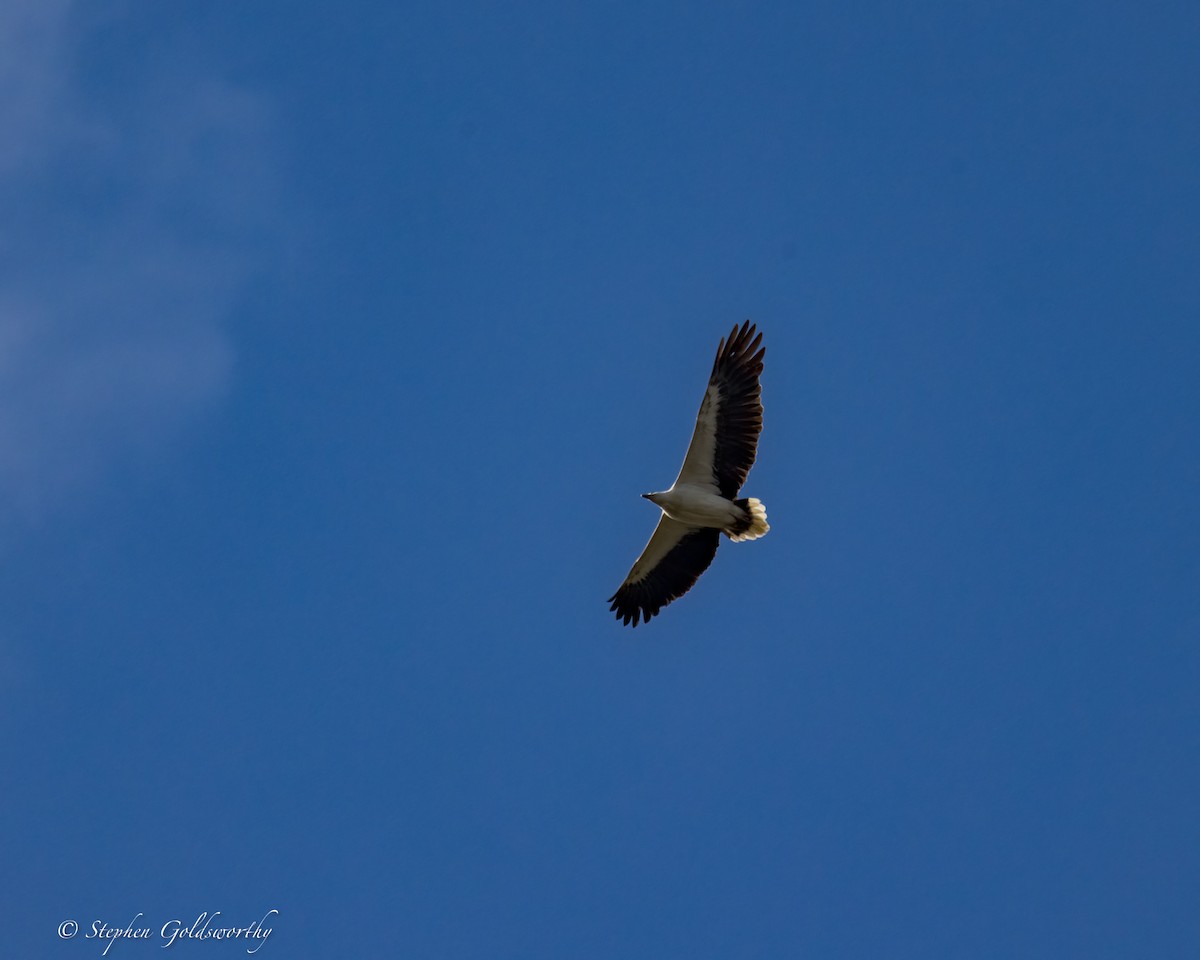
[727, 497, 769, 542]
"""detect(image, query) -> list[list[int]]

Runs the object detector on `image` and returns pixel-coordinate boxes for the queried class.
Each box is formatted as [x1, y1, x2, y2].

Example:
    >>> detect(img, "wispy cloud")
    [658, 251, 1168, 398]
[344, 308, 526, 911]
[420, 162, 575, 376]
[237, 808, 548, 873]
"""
[0, 2, 280, 523]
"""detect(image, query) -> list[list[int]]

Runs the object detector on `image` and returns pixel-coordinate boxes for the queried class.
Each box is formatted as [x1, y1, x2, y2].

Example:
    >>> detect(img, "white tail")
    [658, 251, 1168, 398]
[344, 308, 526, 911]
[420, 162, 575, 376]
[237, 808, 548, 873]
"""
[728, 497, 769, 542]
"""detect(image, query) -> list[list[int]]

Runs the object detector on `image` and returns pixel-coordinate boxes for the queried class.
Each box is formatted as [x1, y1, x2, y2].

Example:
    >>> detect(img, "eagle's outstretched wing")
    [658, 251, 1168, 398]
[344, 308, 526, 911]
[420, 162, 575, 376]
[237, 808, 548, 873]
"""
[607, 517, 720, 627]
[674, 320, 765, 498]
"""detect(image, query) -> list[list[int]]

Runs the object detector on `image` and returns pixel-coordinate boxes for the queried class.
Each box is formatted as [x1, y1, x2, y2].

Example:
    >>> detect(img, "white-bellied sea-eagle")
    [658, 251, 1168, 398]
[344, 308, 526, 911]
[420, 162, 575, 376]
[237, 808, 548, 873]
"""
[608, 320, 769, 626]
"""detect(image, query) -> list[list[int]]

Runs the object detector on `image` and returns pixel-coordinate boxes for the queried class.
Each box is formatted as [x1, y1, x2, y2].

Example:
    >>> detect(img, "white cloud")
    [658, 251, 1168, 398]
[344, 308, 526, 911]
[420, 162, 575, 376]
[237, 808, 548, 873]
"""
[0, 2, 278, 524]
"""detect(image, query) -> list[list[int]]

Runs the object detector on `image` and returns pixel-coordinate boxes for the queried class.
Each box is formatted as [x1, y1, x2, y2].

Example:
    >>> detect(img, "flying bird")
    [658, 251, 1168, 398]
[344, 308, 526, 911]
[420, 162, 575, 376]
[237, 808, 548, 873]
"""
[608, 320, 769, 626]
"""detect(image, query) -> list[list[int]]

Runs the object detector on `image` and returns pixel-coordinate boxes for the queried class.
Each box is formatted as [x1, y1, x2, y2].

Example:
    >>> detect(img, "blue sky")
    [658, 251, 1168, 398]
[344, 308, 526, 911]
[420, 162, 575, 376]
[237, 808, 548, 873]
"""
[3, 1, 1198, 957]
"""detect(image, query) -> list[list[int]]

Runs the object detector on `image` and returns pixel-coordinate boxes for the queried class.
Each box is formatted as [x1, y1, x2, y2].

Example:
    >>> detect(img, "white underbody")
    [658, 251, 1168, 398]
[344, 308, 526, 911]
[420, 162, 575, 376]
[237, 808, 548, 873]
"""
[647, 483, 747, 529]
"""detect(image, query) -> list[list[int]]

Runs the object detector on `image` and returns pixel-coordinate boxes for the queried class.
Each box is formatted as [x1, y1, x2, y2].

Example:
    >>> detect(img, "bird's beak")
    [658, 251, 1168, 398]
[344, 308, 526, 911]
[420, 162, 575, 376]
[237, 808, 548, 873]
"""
[641, 493, 653, 500]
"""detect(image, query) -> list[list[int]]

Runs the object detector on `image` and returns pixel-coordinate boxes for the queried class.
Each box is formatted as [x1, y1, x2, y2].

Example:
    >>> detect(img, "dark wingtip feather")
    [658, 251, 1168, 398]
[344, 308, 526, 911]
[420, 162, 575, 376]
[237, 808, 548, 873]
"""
[708, 320, 765, 498]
